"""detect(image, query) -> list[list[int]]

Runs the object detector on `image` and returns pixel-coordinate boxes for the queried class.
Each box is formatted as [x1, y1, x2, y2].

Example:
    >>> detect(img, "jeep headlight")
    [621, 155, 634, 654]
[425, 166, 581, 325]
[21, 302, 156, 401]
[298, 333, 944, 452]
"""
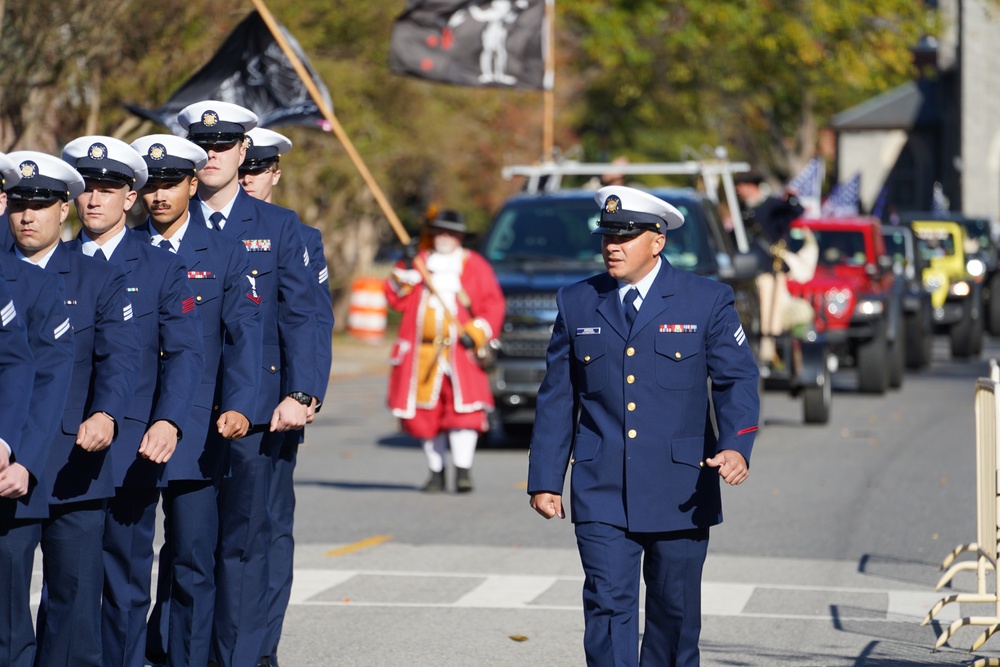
[950, 281, 971, 297]
[824, 288, 851, 318]
[855, 299, 885, 316]
[967, 258, 986, 278]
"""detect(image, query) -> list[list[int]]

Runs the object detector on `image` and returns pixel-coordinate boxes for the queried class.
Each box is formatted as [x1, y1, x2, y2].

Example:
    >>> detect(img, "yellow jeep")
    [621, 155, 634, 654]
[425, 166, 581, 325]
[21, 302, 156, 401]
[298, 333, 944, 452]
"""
[910, 220, 985, 358]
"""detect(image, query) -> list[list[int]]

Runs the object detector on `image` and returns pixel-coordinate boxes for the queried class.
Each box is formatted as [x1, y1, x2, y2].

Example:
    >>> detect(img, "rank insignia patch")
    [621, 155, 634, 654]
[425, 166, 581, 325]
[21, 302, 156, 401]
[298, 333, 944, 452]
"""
[734, 325, 746, 346]
[188, 270, 214, 279]
[246, 275, 261, 304]
[243, 239, 271, 252]
[659, 324, 697, 333]
[1, 299, 15, 326]
[181, 297, 195, 314]
[123, 304, 133, 321]
[54, 318, 71, 340]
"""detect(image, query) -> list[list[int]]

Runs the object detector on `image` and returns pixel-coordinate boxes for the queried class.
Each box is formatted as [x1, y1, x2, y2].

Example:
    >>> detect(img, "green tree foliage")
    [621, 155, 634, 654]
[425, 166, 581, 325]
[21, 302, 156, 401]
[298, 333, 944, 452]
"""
[1, 0, 933, 320]
[562, 0, 931, 178]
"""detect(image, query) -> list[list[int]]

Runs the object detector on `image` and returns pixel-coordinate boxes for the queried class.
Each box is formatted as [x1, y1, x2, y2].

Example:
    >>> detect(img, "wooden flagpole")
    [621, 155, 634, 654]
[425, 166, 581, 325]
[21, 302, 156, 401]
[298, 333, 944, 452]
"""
[248, 0, 413, 246]
[542, 0, 554, 161]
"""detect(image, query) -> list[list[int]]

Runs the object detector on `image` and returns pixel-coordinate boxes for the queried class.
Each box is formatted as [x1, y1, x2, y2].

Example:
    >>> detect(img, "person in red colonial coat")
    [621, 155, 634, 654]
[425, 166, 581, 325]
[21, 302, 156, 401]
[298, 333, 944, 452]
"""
[385, 209, 505, 493]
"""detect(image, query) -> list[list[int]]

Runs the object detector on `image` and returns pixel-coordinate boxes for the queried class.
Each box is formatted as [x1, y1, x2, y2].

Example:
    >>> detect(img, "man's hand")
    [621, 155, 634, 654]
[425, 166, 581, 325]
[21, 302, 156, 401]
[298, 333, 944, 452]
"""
[705, 450, 749, 486]
[217, 410, 250, 440]
[269, 396, 308, 433]
[138, 420, 179, 464]
[77, 412, 115, 451]
[306, 398, 318, 425]
[529, 492, 565, 520]
[0, 443, 9, 473]
[0, 462, 30, 498]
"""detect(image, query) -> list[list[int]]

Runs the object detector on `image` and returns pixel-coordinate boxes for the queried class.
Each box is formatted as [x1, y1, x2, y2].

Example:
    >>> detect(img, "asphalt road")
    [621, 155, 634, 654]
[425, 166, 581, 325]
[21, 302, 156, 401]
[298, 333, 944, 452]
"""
[265, 334, 1000, 666]
[30, 334, 1000, 666]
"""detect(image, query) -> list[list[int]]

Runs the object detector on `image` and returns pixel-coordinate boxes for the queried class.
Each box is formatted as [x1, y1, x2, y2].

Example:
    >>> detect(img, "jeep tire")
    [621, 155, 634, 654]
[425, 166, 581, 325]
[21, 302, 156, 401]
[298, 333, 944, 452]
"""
[857, 320, 888, 394]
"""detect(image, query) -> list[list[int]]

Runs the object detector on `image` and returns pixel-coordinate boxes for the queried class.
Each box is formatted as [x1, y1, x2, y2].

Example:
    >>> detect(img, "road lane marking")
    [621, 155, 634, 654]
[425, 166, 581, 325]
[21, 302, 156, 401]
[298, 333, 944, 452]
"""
[289, 570, 357, 604]
[454, 575, 558, 607]
[325, 535, 392, 557]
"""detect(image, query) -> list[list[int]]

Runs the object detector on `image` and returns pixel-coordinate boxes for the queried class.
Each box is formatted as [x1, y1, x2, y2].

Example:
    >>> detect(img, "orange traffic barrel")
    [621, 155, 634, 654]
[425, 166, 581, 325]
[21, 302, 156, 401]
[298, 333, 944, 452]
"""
[347, 277, 388, 342]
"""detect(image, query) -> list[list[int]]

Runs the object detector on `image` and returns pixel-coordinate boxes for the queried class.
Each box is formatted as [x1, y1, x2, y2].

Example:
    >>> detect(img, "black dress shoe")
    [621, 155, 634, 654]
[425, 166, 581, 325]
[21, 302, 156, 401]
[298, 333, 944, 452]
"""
[257, 657, 274, 667]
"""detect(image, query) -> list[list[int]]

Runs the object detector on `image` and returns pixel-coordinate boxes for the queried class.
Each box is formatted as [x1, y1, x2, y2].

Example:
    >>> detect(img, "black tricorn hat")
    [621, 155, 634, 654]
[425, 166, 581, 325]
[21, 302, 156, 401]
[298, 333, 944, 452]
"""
[427, 210, 467, 234]
[732, 169, 765, 186]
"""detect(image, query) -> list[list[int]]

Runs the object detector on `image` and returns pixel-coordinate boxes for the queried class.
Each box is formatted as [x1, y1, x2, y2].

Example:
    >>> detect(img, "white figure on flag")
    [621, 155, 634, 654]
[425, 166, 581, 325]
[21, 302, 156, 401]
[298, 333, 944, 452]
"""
[449, 0, 530, 85]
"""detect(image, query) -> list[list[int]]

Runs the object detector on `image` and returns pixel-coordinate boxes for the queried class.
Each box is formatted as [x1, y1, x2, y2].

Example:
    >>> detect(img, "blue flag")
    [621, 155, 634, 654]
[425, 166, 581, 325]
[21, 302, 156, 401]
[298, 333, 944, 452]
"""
[821, 173, 861, 218]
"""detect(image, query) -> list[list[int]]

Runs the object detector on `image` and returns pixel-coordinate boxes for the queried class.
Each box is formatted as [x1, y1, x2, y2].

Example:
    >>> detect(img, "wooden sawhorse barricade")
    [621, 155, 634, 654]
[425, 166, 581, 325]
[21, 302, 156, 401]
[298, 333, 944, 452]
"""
[924, 363, 1000, 665]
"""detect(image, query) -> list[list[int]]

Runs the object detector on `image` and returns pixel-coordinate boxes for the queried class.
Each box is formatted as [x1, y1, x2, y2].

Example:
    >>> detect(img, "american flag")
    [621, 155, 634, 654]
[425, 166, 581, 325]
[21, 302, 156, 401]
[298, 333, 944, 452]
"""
[931, 181, 950, 215]
[787, 158, 823, 218]
[821, 173, 861, 218]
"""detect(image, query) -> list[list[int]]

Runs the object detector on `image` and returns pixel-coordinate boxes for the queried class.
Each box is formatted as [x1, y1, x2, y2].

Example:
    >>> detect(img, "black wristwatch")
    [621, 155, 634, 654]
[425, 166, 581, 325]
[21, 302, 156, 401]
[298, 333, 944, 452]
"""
[287, 391, 312, 406]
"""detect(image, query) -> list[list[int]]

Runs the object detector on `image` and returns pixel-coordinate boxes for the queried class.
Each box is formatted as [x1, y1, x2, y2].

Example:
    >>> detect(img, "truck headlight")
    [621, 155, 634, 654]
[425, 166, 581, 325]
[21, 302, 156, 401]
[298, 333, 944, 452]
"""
[950, 281, 971, 297]
[967, 259, 986, 278]
[855, 299, 884, 316]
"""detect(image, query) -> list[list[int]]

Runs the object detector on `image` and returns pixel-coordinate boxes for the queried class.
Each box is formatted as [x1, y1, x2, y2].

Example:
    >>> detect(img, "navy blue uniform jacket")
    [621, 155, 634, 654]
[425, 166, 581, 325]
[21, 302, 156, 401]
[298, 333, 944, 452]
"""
[67, 230, 205, 487]
[0, 254, 74, 519]
[134, 219, 263, 481]
[527, 260, 760, 533]
[0, 260, 39, 517]
[43, 243, 140, 503]
[188, 189, 319, 424]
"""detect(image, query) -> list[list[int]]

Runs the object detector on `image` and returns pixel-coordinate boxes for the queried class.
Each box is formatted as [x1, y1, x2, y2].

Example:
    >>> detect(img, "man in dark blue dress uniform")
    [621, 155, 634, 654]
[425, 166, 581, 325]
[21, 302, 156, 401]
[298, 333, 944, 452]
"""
[528, 186, 760, 667]
[130, 133, 263, 667]
[6, 150, 141, 667]
[61, 135, 205, 667]
[0, 152, 73, 667]
[176, 100, 322, 667]
[240, 127, 334, 665]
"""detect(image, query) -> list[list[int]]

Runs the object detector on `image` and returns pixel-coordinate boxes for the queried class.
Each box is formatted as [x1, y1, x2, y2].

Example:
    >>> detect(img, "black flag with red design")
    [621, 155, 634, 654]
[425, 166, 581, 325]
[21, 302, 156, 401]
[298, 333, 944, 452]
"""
[390, 0, 549, 91]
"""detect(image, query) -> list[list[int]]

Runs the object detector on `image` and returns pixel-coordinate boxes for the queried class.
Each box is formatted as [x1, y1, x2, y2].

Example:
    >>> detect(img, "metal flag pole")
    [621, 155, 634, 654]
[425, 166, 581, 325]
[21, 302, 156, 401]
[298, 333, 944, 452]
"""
[542, 0, 555, 161]
[248, 0, 413, 246]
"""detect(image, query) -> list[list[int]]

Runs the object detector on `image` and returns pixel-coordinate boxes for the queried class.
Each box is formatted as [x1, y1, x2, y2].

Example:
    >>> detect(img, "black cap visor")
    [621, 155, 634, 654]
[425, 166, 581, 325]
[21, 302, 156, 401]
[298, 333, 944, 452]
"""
[592, 207, 664, 236]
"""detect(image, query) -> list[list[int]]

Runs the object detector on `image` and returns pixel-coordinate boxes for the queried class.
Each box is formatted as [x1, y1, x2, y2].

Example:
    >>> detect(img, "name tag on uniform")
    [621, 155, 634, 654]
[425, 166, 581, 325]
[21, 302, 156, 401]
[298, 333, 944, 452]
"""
[576, 327, 601, 335]
[244, 239, 271, 252]
[126, 287, 139, 293]
[64, 300, 78, 306]
[659, 324, 697, 333]
[188, 270, 214, 279]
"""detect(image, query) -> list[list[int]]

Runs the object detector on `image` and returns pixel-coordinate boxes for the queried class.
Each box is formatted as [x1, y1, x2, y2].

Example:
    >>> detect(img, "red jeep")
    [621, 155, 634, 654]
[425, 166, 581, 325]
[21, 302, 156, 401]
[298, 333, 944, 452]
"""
[785, 217, 903, 394]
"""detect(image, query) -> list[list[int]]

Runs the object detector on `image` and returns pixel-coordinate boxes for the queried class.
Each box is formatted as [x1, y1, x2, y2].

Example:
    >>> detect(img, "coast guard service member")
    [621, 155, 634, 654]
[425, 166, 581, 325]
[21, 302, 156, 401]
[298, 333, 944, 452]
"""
[6, 151, 141, 667]
[0, 153, 72, 667]
[239, 126, 334, 665]
[130, 134, 263, 667]
[527, 186, 759, 667]
[61, 135, 205, 667]
[176, 100, 321, 667]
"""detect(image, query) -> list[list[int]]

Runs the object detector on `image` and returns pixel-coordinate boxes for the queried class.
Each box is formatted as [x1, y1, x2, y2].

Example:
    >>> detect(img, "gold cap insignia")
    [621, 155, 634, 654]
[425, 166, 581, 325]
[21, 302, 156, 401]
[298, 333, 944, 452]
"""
[19, 161, 37, 179]
[604, 195, 621, 214]
[148, 144, 166, 161]
[202, 111, 219, 127]
[88, 143, 107, 160]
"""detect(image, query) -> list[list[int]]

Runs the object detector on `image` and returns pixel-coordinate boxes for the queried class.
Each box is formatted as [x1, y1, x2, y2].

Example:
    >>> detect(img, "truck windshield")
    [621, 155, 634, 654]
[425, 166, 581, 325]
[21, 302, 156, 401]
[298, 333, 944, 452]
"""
[482, 196, 710, 271]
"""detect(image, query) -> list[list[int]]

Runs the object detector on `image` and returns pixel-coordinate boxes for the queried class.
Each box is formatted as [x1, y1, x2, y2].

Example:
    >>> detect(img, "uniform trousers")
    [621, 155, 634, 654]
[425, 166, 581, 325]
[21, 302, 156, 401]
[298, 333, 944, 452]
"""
[36, 499, 107, 667]
[264, 436, 299, 656]
[102, 486, 160, 667]
[574, 522, 709, 667]
[211, 428, 273, 667]
[0, 518, 42, 667]
[146, 479, 219, 667]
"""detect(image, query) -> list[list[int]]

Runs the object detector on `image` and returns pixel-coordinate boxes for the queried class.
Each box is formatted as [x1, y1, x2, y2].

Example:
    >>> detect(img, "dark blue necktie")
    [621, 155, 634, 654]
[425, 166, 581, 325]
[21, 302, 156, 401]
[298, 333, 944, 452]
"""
[209, 211, 224, 231]
[93, 248, 108, 262]
[157, 238, 173, 253]
[623, 288, 639, 330]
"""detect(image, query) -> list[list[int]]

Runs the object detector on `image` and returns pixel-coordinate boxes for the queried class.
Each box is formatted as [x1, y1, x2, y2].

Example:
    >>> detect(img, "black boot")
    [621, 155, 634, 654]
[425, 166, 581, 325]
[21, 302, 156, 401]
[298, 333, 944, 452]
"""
[455, 467, 474, 493]
[423, 469, 445, 493]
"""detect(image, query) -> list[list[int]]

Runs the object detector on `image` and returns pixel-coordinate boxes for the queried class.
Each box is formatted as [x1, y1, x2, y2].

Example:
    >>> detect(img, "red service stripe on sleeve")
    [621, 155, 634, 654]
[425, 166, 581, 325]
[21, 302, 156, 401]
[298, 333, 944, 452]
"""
[181, 297, 195, 314]
[736, 426, 758, 436]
